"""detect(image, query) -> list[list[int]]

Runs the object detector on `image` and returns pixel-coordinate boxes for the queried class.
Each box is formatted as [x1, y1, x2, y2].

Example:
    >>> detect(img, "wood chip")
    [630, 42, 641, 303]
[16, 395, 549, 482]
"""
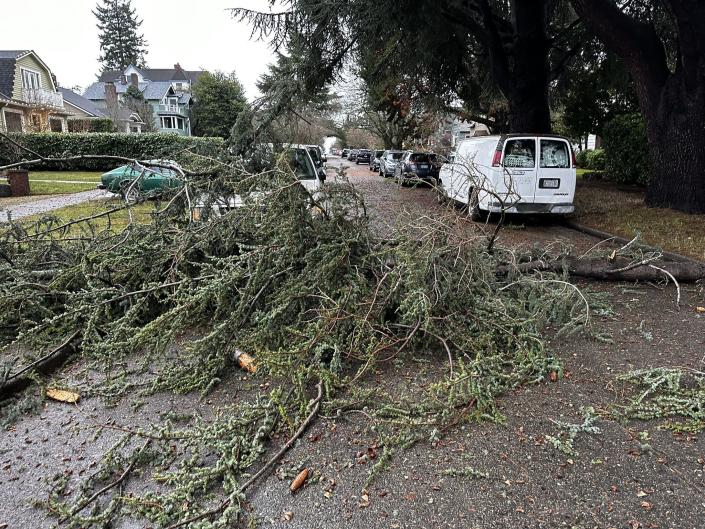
[46, 388, 80, 404]
[236, 352, 257, 373]
[289, 468, 309, 493]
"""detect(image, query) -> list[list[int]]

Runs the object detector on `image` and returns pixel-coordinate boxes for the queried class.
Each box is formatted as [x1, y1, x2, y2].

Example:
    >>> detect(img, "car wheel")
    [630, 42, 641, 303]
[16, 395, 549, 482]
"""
[119, 181, 140, 205]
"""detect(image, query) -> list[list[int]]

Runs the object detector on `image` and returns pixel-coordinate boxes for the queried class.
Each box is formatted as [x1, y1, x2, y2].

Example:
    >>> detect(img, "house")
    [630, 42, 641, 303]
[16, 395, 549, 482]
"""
[83, 64, 205, 135]
[60, 87, 145, 133]
[0, 50, 69, 133]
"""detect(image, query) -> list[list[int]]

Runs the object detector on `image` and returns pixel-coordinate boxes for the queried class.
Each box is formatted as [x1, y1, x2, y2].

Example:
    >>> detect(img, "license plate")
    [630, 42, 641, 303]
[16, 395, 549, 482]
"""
[540, 178, 560, 189]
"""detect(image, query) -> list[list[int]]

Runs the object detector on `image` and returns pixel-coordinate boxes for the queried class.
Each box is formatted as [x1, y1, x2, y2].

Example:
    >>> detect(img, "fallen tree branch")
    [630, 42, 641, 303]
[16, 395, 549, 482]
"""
[497, 257, 705, 282]
[1, 331, 82, 399]
[59, 439, 152, 524]
[165, 381, 324, 529]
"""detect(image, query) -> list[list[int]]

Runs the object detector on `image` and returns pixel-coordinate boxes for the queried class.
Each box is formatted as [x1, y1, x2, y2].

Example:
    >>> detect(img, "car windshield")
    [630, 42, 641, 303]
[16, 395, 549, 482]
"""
[288, 148, 317, 180]
[388, 152, 403, 160]
[375, 150, 384, 157]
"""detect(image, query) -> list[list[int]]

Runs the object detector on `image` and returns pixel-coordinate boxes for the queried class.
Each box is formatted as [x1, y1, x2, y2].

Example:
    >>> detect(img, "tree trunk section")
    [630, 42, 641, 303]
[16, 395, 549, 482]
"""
[644, 77, 705, 213]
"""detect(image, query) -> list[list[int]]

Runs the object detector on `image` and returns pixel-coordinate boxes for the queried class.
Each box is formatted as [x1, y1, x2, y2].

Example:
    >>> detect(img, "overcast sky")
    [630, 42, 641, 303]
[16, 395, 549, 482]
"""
[0, 0, 277, 99]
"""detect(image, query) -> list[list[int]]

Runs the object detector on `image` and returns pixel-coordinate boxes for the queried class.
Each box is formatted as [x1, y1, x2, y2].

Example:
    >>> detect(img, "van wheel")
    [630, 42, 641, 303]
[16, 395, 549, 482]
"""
[435, 179, 447, 204]
[468, 188, 485, 222]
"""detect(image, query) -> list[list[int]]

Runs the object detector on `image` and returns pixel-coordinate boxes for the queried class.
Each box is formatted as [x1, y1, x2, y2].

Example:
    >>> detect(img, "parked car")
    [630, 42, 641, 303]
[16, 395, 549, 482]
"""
[100, 160, 182, 204]
[394, 152, 437, 184]
[341, 148, 350, 158]
[370, 150, 384, 171]
[356, 149, 372, 164]
[348, 149, 359, 161]
[379, 150, 405, 177]
[437, 134, 576, 220]
[191, 144, 325, 221]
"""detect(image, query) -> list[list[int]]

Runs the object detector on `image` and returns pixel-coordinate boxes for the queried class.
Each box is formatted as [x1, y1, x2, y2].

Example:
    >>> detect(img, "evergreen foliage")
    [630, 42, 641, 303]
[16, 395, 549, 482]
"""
[0, 150, 596, 527]
[0, 132, 225, 171]
[94, 0, 148, 71]
[603, 114, 650, 185]
[191, 72, 248, 139]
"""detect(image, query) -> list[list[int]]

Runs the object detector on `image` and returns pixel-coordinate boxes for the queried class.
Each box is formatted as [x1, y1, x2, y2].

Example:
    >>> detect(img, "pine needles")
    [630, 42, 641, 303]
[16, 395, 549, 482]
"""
[1, 158, 597, 527]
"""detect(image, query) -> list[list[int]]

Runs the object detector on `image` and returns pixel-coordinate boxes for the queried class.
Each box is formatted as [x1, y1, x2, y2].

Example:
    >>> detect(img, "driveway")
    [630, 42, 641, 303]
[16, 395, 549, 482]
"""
[0, 189, 110, 222]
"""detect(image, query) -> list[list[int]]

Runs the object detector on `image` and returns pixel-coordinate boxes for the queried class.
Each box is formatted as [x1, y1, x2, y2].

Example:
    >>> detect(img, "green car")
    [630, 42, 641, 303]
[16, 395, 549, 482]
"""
[100, 160, 183, 203]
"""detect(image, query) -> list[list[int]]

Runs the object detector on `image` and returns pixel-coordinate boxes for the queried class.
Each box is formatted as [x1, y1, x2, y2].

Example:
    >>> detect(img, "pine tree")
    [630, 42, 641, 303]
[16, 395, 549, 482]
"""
[94, 0, 147, 71]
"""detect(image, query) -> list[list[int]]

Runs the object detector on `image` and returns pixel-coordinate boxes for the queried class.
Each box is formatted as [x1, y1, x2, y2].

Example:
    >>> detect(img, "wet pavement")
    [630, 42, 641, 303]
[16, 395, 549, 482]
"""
[1, 157, 703, 529]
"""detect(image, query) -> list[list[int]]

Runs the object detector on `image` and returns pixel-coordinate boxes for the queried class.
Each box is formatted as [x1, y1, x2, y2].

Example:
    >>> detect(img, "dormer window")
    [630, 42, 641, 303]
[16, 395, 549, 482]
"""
[21, 69, 41, 90]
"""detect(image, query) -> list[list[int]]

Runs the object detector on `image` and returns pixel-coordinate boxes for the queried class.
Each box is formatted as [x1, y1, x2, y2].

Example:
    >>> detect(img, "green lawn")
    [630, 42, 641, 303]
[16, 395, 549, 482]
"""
[22, 197, 160, 233]
[1, 171, 103, 196]
[573, 179, 705, 261]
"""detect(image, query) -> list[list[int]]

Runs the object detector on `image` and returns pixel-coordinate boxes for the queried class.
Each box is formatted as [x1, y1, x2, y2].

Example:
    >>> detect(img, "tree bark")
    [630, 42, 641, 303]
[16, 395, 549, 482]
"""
[572, 0, 705, 213]
[498, 257, 705, 282]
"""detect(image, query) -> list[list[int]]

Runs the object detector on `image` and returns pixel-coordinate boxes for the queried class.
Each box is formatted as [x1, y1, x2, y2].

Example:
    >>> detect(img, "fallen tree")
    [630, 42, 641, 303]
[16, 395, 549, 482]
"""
[0, 138, 695, 528]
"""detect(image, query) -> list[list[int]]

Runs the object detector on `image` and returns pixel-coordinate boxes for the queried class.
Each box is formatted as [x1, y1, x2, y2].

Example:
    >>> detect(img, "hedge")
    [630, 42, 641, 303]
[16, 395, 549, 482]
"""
[67, 118, 115, 133]
[603, 114, 651, 186]
[0, 133, 226, 171]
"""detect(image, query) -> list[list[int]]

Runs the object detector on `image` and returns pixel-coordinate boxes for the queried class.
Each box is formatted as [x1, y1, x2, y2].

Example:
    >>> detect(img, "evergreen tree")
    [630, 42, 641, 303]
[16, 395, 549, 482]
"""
[94, 0, 147, 71]
[191, 71, 248, 138]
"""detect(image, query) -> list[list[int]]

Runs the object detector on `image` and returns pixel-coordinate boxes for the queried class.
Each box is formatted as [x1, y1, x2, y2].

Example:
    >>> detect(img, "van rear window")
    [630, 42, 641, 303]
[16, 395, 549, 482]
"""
[540, 140, 570, 168]
[503, 139, 535, 168]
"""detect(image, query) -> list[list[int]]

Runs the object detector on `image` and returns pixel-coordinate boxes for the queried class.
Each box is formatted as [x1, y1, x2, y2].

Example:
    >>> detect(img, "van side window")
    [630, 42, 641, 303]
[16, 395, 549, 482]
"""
[540, 140, 570, 168]
[503, 139, 536, 168]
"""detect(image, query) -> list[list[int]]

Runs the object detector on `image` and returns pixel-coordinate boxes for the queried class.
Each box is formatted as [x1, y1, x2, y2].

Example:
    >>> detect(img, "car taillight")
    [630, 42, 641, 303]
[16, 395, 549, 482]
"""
[571, 148, 577, 168]
[492, 150, 502, 167]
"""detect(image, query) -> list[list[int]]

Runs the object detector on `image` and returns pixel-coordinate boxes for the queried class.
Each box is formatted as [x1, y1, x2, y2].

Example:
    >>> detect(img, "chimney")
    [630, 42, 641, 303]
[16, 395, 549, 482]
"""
[130, 73, 139, 87]
[174, 63, 181, 70]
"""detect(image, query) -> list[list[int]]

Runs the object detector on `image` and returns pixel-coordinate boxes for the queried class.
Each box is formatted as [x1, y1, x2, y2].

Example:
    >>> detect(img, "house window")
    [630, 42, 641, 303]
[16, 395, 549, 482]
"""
[21, 69, 41, 90]
[176, 117, 184, 129]
[49, 118, 63, 133]
[161, 116, 176, 129]
[175, 82, 183, 90]
[3, 110, 23, 132]
[169, 97, 178, 107]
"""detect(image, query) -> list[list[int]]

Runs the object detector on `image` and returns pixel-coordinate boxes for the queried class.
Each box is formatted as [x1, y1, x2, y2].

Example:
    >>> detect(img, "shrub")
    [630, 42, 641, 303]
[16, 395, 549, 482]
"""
[0, 133, 226, 171]
[602, 114, 650, 185]
[576, 149, 589, 168]
[585, 148, 606, 171]
[67, 118, 115, 133]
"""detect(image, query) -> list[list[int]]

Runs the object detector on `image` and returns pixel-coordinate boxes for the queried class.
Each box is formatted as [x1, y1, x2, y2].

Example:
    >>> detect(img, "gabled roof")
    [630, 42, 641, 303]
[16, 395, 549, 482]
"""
[98, 66, 206, 85]
[142, 81, 173, 100]
[0, 50, 58, 98]
[0, 51, 28, 100]
[83, 81, 149, 100]
[59, 87, 107, 117]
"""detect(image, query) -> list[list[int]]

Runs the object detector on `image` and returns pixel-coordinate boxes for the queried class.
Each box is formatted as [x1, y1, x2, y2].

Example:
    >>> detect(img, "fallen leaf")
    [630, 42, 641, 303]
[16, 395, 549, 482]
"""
[696, 306, 705, 313]
[359, 490, 370, 508]
[290, 468, 309, 493]
[282, 511, 294, 521]
[46, 388, 80, 404]
[636, 490, 648, 497]
[640, 501, 653, 510]
[549, 371, 558, 382]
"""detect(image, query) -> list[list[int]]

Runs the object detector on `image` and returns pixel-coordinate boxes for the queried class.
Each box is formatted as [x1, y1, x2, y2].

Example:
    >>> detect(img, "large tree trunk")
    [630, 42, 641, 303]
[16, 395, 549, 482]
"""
[572, 0, 705, 213]
[506, 0, 552, 133]
[644, 72, 705, 212]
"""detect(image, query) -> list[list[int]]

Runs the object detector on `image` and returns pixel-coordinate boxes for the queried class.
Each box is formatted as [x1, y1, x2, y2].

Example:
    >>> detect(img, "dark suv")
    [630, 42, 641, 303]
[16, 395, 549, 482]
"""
[394, 152, 437, 184]
[356, 149, 372, 164]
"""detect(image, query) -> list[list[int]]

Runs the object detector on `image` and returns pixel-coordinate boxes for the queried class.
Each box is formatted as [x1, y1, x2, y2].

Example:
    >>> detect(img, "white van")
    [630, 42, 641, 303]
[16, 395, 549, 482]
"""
[438, 134, 576, 220]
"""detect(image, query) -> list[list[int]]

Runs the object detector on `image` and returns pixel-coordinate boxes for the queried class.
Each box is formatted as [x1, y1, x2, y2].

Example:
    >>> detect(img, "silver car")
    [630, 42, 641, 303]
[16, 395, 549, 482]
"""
[379, 150, 406, 178]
